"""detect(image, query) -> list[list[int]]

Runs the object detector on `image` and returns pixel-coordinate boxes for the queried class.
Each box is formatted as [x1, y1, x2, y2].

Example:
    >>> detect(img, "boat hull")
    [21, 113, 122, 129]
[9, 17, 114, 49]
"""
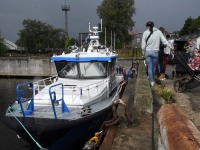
[3, 106, 112, 150]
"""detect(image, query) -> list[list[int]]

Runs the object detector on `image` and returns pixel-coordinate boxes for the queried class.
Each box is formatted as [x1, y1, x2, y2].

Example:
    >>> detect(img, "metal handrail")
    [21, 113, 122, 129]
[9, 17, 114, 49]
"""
[33, 77, 108, 102]
[49, 83, 69, 119]
[15, 77, 108, 118]
[33, 75, 58, 93]
[16, 82, 34, 117]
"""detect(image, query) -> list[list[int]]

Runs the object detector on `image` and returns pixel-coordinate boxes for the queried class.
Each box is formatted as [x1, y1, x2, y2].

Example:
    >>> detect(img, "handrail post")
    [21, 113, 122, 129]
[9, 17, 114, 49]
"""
[49, 83, 70, 119]
[16, 82, 34, 117]
[80, 87, 82, 96]
[49, 91, 57, 119]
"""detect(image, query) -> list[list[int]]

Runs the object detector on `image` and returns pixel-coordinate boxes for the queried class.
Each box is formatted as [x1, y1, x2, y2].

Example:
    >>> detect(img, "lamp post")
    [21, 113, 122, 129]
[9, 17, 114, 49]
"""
[62, 4, 70, 36]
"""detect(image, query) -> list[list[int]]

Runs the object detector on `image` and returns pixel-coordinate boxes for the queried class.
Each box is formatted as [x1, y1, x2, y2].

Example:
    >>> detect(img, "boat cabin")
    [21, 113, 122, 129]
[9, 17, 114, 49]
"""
[52, 53, 117, 80]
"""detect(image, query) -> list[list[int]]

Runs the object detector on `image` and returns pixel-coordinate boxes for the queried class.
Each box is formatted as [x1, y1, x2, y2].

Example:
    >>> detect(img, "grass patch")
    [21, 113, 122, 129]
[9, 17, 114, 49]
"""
[115, 49, 143, 58]
[154, 77, 176, 103]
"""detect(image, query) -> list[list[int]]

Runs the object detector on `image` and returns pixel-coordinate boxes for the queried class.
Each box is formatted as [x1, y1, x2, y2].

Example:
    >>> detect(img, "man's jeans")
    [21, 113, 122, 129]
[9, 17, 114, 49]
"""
[146, 51, 158, 82]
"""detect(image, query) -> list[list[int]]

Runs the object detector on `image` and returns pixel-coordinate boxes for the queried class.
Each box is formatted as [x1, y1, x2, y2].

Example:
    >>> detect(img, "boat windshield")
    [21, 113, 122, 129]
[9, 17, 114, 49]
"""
[56, 61, 107, 79]
[57, 62, 78, 79]
[79, 62, 107, 79]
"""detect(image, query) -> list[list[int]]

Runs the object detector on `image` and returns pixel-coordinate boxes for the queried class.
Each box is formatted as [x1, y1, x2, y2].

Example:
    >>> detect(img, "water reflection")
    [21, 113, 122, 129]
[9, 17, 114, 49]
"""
[0, 78, 33, 150]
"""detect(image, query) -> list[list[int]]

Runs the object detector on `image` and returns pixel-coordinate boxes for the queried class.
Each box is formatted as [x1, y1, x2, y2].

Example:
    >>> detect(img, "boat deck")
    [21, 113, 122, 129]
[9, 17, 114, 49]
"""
[6, 92, 118, 120]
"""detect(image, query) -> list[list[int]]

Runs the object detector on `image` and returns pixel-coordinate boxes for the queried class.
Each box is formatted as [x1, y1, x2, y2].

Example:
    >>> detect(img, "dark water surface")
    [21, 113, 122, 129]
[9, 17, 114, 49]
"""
[0, 78, 34, 150]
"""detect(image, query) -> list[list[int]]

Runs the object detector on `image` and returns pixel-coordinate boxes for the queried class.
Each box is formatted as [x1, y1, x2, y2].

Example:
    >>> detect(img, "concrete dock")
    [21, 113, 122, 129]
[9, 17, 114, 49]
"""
[100, 60, 155, 150]
[99, 61, 200, 150]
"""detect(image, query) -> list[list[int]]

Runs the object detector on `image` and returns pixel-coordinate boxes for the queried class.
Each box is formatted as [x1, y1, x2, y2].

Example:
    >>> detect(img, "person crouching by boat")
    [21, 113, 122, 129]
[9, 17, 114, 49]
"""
[141, 21, 169, 86]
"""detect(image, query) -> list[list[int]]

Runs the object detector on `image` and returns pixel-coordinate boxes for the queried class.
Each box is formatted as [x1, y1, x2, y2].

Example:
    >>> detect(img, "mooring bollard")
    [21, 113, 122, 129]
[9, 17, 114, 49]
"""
[157, 104, 200, 150]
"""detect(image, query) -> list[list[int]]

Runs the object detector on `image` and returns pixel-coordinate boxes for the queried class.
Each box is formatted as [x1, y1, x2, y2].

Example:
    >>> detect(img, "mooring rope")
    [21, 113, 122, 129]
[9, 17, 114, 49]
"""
[8, 106, 44, 149]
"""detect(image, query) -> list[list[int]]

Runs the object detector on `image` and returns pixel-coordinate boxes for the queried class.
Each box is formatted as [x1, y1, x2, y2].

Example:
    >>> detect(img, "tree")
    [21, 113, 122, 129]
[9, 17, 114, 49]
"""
[0, 38, 7, 56]
[97, 0, 135, 48]
[191, 16, 200, 34]
[69, 38, 78, 46]
[64, 33, 71, 53]
[179, 16, 200, 36]
[179, 17, 193, 36]
[16, 19, 65, 53]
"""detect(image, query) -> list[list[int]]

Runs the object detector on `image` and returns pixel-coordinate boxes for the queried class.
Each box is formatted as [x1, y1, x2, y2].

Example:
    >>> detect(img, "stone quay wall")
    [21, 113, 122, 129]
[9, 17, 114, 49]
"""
[0, 57, 133, 77]
[0, 58, 56, 77]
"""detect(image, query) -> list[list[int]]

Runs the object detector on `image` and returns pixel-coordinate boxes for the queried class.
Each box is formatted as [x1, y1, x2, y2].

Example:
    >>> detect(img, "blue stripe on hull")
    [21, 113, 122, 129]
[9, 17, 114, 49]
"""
[51, 56, 116, 62]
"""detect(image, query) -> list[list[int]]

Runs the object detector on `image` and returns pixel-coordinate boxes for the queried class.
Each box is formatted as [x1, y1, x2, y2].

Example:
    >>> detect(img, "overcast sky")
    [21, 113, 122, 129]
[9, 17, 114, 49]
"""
[0, 0, 199, 43]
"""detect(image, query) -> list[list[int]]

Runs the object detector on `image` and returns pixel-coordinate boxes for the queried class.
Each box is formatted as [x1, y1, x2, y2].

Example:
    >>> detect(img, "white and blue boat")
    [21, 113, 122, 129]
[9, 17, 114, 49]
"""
[4, 21, 124, 150]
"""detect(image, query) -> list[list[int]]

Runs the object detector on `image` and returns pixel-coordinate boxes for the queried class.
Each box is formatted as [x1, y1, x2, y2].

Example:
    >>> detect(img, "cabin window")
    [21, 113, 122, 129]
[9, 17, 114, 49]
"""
[79, 62, 107, 79]
[56, 62, 78, 79]
[55, 61, 107, 79]
[108, 58, 116, 75]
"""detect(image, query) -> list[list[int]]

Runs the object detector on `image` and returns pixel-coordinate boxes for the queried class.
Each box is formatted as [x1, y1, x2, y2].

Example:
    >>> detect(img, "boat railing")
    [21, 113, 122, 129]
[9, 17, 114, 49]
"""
[49, 83, 70, 119]
[15, 77, 109, 117]
[16, 82, 34, 117]
[33, 76, 58, 93]
[78, 79, 109, 101]
[14, 76, 57, 117]
[32, 75, 108, 99]
[31, 76, 109, 106]
[53, 80, 109, 104]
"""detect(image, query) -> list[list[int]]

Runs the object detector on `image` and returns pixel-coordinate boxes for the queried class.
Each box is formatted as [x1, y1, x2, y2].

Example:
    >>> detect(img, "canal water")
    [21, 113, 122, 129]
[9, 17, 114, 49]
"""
[0, 78, 40, 150]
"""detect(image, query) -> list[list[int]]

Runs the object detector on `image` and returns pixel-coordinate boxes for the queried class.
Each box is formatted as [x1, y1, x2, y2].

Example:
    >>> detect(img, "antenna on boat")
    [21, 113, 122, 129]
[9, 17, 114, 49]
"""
[114, 33, 115, 50]
[110, 30, 112, 50]
[105, 27, 106, 46]
[89, 22, 91, 33]
[89, 19, 103, 33]
[100, 19, 102, 33]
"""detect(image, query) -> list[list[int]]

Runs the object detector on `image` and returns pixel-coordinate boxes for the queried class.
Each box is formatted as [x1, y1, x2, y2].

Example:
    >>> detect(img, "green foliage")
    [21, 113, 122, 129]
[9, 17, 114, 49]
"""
[65, 34, 70, 53]
[69, 38, 78, 45]
[179, 16, 200, 36]
[16, 19, 65, 53]
[154, 77, 162, 85]
[154, 79, 176, 103]
[97, 0, 135, 48]
[0, 38, 7, 56]
[116, 48, 143, 58]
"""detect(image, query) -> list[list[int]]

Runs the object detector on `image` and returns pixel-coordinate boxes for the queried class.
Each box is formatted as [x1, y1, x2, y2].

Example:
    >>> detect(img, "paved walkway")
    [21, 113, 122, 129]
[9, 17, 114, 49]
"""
[162, 64, 200, 130]
[100, 63, 200, 150]
[100, 61, 155, 150]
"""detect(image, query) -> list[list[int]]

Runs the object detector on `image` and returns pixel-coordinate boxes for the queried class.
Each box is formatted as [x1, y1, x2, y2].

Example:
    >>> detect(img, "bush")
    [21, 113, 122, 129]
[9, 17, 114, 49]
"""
[154, 78, 176, 103]
[115, 48, 143, 58]
[0, 41, 7, 56]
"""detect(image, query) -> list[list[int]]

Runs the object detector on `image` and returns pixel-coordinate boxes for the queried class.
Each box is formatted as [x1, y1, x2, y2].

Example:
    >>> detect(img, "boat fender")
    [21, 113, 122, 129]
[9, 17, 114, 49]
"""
[88, 132, 101, 144]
